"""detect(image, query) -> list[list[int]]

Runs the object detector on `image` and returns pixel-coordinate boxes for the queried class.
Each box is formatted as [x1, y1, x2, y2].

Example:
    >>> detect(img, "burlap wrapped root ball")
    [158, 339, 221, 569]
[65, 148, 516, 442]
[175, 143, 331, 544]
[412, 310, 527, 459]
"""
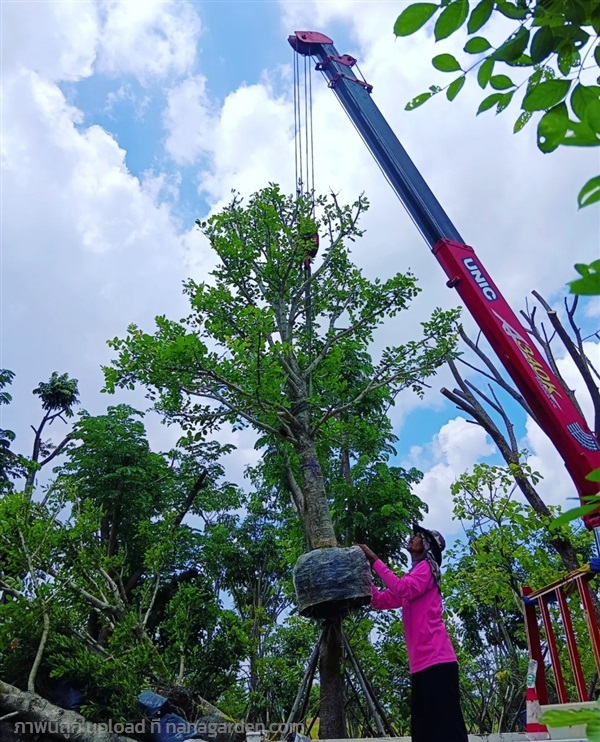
[293, 545, 372, 619]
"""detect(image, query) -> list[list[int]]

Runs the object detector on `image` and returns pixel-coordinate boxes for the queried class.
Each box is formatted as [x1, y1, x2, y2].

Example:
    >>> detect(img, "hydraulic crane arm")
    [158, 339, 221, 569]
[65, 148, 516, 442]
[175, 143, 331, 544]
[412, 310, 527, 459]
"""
[289, 31, 600, 529]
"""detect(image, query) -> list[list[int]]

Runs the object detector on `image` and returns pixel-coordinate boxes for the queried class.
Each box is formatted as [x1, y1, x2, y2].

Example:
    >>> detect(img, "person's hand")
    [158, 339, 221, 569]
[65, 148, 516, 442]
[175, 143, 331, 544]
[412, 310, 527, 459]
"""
[357, 543, 379, 566]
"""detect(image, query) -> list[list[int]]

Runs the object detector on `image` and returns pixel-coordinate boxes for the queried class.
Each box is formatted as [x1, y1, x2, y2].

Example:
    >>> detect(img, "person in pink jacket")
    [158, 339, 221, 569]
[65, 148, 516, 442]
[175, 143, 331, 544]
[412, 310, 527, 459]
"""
[358, 524, 468, 742]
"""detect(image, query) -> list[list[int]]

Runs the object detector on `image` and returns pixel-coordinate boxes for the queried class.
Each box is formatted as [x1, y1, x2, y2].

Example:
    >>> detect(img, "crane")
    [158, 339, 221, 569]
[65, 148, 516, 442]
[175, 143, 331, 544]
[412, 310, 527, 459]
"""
[288, 31, 600, 541]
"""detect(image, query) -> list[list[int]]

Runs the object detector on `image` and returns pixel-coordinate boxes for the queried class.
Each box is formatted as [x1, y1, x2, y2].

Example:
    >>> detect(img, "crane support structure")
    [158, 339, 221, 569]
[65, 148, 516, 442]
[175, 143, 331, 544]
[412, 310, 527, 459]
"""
[288, 31, 600, 531]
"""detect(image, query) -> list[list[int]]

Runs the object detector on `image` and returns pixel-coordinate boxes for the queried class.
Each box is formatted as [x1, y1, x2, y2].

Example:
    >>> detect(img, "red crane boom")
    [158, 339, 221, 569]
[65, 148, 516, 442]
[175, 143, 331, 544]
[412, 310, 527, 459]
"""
[288, 31, 600, 530]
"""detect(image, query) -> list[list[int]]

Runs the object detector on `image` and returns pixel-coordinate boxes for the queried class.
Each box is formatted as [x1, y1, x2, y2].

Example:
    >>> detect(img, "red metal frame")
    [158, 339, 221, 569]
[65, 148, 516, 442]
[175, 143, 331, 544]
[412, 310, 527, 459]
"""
[539, 595, 568, 703]
[434, 239, 600, 528]
[523, 567, 600, 704]
[522, 586, 549, 705]
[577, 577, 600, 676]
[556, 588, 588, 702]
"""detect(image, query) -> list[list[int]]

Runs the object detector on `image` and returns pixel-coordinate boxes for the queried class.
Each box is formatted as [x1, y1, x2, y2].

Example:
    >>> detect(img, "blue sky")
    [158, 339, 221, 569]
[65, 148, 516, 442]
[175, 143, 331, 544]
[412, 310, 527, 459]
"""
[2, 0, 599, 537]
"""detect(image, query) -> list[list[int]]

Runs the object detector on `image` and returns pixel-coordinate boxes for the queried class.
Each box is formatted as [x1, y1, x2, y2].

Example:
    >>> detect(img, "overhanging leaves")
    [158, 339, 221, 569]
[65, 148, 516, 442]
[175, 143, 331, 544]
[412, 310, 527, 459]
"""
[577, 176, 600, 208]
[447, 75, 466, 100]
[537, 103, 569, 152]
[523, 79, 572, 111]
[433, 53, 462, 71]
[464, 36, 492, 53]
[467, 0, 493, 32]
[570, 259, 600, 293]
[493, 27, 530, 61]
[435, 0, 469, 40]
[394, 3, 439, 35]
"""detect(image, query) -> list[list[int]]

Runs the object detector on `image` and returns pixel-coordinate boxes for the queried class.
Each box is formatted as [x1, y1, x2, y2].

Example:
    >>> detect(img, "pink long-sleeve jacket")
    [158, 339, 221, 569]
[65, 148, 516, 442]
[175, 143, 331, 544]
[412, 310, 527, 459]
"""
[370, 558, 457, 674]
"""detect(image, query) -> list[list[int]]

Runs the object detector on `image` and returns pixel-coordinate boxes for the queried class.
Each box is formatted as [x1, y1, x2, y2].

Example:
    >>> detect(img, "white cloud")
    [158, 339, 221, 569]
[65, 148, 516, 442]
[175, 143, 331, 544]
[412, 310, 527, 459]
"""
[1, 0, 99, 82]
[555, 340, 600, 425]
[521, 416, 574, 509]
[198, 80, 296, 204]
[584, 297, 600, 319]
[96, 0, 201, 83]
[1, 0, 201, 88]
[104, 84, 151, 119]
[1, 25, 202, 459]
[403, 417, 495, 530]
[164, 75, 216, 164]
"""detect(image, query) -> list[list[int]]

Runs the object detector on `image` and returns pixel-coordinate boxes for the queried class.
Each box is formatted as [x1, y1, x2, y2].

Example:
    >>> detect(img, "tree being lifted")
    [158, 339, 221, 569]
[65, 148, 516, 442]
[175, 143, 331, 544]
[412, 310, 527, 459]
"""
[104, 185, 459, 738]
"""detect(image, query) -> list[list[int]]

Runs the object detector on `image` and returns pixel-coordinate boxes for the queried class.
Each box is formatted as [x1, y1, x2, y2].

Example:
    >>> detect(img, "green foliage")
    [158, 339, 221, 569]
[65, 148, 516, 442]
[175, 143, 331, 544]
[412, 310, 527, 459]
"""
[33, 371, 79, 417]
[445, 462, 596, 728]
[549, 468, 600, 529]
[435, 0, 469, 41]
[394, 3, 439, 35]
[569, 259, 600, 294]
[541, 702, 600, 741]
[103, 186, 459, 551]
[433, 53, 463, 71]
[0, 402, 247, 722]
[395, 0, 600, 207]
[0, 370, 30, 485]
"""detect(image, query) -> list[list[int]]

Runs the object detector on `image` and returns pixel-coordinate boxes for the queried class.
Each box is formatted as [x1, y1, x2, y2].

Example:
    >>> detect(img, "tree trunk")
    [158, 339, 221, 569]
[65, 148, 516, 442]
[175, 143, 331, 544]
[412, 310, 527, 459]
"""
[0, 681, 136, 741]
[289, 389, 344, 735]
[296, 432, 337, 549]
[318, 617, 346, 740]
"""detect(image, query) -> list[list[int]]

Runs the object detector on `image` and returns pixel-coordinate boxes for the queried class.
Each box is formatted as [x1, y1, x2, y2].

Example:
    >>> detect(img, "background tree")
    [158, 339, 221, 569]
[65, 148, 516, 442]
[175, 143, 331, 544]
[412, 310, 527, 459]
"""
[0, 402, 246, 728]
[26, 371, 80, 490]
[444, 462, 596, 732]
[0, 370, 30, 488]
[103, 185, 460, 738]
[440, 290, 600, 604]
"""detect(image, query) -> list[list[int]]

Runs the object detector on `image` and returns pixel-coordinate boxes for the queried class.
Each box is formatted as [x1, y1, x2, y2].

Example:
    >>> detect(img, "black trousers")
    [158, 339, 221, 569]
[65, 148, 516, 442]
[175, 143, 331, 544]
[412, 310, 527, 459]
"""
[410, 662, 468, 742]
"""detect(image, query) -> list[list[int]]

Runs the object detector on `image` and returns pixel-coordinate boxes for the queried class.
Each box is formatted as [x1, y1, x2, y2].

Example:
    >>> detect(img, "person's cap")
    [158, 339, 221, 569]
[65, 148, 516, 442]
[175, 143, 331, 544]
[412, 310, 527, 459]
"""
[412, 523, 445, 566]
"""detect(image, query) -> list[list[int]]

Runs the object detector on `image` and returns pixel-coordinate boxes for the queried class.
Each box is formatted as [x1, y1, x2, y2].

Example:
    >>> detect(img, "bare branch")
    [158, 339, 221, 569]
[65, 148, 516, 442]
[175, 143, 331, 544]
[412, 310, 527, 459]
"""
[182, 386, 284, 440]
[282, 450, 305, 515]
[40, 433, 73, 468]
[172, 468, 207, 529]
[98, 567, 126, 614]
[142, 575, 161, 632]
[312, 368, 430, 434]
[520, 293, 583, 417]
[47, 568, 121, 620]
[28, 608, 50, 693]
[0, 680, 137, 741]
[305, 296, 399, 378]
[458, 327, 534, 418]
[0, 579, 24, 599]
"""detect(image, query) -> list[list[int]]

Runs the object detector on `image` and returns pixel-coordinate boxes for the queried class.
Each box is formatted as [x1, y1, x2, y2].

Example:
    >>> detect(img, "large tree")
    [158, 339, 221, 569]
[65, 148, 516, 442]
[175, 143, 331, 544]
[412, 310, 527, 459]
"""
[0, 403, 246, 730]
[103, 185, 460, 737]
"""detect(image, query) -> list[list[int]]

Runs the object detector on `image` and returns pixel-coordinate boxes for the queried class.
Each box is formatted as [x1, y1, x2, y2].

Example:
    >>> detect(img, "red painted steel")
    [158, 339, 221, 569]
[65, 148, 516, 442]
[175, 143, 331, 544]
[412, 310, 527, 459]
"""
[434, 239, 600, 529]
[577, 577, 600, 676]
[538, 594, 568, 703]
[289, 31, 333, 47]
[522, 587, 549, 705]
[556, 587, 588, 702]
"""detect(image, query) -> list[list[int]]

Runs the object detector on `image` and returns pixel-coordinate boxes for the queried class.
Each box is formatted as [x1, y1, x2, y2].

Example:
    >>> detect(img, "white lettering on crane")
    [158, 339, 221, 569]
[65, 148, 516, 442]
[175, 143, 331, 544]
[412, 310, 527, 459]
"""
[463, 258, 498, 301]
[491, 308, 564, 410]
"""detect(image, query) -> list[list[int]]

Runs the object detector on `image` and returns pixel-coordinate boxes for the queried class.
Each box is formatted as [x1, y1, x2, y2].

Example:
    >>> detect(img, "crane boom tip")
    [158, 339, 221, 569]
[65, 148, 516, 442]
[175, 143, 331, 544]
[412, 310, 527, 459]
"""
[288, 31, 333, 54]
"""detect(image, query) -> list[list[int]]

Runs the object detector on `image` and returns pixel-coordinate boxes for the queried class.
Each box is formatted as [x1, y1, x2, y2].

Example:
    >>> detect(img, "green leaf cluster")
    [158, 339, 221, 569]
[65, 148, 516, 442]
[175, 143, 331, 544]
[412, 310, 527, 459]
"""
[395, 0, 600, 208]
